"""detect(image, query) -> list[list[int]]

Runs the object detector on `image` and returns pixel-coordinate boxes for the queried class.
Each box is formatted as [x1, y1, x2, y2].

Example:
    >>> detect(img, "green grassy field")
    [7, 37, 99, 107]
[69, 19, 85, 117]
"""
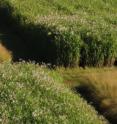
[0, 0, 117, 123]
[0, 0, 117, 66]
[0, 62, 107, 124]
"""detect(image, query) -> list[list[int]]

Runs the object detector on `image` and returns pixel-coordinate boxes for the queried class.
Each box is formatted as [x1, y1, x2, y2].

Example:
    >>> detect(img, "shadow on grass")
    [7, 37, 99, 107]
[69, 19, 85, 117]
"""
[0, 24, 58, 65]
[0, 25, 29, 61]
[0, 3, 116, 67]
[0, 4, 58, 65]
[73, 84, 117, 124]
[0, 2, 56, 65]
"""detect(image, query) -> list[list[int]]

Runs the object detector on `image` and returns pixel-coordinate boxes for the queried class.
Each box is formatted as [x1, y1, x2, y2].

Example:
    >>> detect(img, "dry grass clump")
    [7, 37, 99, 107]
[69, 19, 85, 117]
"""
[0, 43, 11, 62]
[79, 69, 117, 123]
[59, 67, 117, 123]
[82, 69, 117, 99]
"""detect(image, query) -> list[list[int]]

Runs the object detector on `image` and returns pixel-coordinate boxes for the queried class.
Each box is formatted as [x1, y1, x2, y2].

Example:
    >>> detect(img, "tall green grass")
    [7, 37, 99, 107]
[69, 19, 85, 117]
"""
[0, 0, 117, 66]
[0, 62, 107, 123]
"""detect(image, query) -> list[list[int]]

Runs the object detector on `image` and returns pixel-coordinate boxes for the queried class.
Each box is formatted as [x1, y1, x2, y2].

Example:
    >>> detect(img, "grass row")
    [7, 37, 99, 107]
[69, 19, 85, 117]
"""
[0, 0, 117, 66]
[58, 67, 117, 123]
[0, 62, 107, 123]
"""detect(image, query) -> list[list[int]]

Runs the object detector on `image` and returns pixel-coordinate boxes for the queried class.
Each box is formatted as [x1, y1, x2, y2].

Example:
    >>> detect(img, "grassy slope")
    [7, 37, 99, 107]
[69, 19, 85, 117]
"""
[4, 0, 117, 33]
[58, 67, 117, 123]
[0, 1, 116, 123]
[0, 0, 117, 66]
[3, 0, 117, 36]
[6, 0, 117, 22]
[0, 62, 107, 124]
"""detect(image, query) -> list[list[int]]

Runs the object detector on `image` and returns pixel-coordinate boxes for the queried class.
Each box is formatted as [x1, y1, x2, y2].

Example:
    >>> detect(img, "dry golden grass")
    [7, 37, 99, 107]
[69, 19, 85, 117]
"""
[79, 69, 117, 123]
[0, 43, 12, 62]
[58, 67, 117, 123]
[59, 67, 117, 99]
[82, 69, 117, 99]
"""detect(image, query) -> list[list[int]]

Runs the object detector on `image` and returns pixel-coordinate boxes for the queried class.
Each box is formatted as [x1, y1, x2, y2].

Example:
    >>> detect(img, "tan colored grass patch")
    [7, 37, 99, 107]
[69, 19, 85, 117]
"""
[0, 43, 12, 62]
[59, 67, 117, 123]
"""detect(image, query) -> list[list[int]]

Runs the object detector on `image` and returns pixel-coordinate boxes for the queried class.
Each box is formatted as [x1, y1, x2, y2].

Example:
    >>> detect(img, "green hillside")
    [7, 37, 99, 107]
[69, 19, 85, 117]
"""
[0, 62, 107, 123]
[0, 0, 117, 123]
[0, 0, 117, 66]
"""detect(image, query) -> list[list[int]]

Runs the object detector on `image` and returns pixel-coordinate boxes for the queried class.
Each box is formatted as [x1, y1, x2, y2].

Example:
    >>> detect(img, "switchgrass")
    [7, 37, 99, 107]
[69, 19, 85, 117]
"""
[58, 67, 117, 123]
[0, 0, 117, 66]
[0, 62, 107, 124]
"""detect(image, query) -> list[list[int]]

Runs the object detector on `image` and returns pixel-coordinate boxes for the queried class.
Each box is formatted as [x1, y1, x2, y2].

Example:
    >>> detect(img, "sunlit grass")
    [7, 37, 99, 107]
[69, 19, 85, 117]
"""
[0, 43, 11, 62]
[0, 62, 107, 124]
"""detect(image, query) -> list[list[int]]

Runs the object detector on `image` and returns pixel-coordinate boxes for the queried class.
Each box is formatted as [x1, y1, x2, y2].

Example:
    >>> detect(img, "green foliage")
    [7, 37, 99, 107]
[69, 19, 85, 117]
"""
[80, 28, 117, 66]
[55, 31, 81, 67]
[0, 0, 117, 67]
[0, 62, 106, 123]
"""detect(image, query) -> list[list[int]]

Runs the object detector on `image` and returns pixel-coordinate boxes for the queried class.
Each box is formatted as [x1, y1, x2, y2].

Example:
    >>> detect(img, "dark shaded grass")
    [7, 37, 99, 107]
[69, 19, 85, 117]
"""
[58, 68, 117, 124]
[73, 83, 117, 124]
[0, 4, 56, 63]
[0, 2, 80, 67]
[0, 24, 28, 61]
[0, 7, 57, 65]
